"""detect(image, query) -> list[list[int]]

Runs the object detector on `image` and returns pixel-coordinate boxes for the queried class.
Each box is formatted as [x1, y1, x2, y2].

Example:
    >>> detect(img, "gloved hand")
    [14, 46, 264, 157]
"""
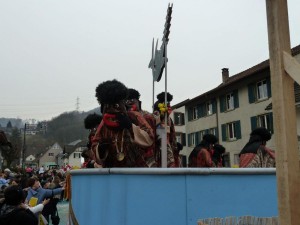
[116, 114, 132, 129]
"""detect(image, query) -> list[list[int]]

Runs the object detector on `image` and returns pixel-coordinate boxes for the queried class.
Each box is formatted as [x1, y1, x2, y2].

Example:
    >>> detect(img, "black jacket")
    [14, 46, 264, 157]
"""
[0, 203, 38, 225]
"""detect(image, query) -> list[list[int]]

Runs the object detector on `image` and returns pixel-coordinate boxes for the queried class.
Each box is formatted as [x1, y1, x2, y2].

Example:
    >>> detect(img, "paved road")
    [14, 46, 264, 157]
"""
[49, 201, 69, 225]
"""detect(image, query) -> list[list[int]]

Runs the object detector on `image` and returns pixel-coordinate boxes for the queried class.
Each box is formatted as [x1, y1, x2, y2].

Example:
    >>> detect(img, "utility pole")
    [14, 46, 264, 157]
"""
[22, 123, 26, 170]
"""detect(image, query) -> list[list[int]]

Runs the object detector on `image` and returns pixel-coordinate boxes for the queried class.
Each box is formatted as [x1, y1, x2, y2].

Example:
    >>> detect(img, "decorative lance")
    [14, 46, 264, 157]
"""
[148, 3, 173, 168]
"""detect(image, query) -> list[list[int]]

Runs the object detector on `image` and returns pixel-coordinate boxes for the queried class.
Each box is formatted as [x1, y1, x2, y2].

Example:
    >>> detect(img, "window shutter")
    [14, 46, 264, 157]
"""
[181, 113, 185, 125]
[174, 112, 179, 125]
[195, 132, 200, 145]
[269, 112, 274, 133]
[248, 83, 256, 103]
[267, 77, 272, 97]
[212, 99, 217, 114]
[221, 124, 227, 141]
[188, 108, 193, 121]
[182, 133, 186, 146]
[233, 90, 239, 108]
[220, 95, 225, 112]
[198, 104, 206, 118]
[188, 134, 191, 146]
[235, 120, 242, 139]
[205, 129, 209, 134]
[250, 116, 257, 131]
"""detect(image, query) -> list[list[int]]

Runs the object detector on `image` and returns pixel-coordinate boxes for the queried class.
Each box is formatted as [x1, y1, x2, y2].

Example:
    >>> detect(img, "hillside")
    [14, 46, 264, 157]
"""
[2, 108, 101, 157]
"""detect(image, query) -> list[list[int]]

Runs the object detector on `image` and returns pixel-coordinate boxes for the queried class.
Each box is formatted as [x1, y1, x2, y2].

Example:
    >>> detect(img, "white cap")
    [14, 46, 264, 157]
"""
[4, 168, 11, 173]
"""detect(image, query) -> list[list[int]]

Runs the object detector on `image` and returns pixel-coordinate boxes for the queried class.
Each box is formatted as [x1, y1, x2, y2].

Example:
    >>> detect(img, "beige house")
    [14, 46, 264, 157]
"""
[62, 140, 85, 168]
[39, 142, 63, 170]
[171, 45, 300, 167]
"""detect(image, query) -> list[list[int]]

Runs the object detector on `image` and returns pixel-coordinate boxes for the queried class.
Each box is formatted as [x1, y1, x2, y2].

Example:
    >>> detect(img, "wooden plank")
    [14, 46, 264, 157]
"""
[283, 51, 300, 85]
[265, 0, 300, 225]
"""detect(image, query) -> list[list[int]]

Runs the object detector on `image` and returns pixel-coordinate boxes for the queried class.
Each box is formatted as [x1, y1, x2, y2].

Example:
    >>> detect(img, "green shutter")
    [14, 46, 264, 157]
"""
[250, 116, 257, 131]
[188, 108, 193, 121]
[267, 77, 272, 98]
[233, 90, 239, 108]
[188, 134, 191, 146]
[248, 83, 256, 103]
[212, 99, 217, 114]
[220, 95, 225, 112]
[269, 112, 274, 133]
[195, 132, 200, 145]
[174, 112, 179, 125]
[182, 133, 186, 146]
[181, 113, 185, 125]
[235, 120, 241, 139]
[221, 124, 227, 141]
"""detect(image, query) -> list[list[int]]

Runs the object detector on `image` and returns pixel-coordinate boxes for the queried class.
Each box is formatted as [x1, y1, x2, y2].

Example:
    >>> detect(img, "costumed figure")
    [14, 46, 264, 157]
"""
[126, 88, 157, 167]
[188, 134, 218, 167]
[239, 127, 275, 168]
[82, 113, 102, 168]
[153, 92, 179, 167]
[91, 79, 154, 167]
[212, 144, 226, 167]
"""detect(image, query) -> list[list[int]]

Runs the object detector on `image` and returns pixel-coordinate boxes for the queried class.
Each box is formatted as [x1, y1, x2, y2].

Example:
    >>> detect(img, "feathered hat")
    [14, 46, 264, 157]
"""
[156, 92, 173, 103]
[84, 113, 102, 129]
[95, 79, 128, 104]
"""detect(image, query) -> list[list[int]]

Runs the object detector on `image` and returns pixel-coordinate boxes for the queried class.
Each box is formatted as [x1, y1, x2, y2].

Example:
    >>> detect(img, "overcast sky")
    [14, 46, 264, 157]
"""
[1, 0, 299, 121]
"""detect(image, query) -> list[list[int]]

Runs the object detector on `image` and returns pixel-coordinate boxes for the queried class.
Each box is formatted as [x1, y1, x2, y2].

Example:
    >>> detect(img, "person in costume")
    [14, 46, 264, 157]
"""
[125, 88, 157, 167]
[153, 92, 179, 167]
[212, 144, 226, 167]
[188, 134, 218, 167]
[91, 79, 154, 167]
[239, 127, 275, 168]
[83, 113, 102, 168]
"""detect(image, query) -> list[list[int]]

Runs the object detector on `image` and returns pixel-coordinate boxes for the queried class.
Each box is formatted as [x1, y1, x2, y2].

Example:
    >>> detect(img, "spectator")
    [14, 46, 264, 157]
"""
[0, 185, 38, 225]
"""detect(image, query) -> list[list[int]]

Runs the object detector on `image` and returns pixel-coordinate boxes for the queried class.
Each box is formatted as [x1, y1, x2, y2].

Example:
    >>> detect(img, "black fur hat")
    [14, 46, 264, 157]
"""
[127, 88, 140, 100]
[84, 113, 102, 129]
[213, 144, 225, 154]
[156, 92, 173, 103]
[250, 127, 271, 141]
[202, 134, 218, 145]
[95, 79, 128, 104]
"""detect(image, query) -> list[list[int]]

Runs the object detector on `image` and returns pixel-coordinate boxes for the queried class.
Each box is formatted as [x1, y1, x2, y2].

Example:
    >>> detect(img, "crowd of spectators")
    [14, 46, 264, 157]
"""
[0, 166, 67, 225]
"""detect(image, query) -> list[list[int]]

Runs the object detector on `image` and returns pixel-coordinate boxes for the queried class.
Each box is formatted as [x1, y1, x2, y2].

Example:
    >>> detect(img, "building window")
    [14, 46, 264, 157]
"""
[73, 153, 81, 158]
[226, 93, 234, 110]
[221, 120, 242, 141]
[251, 113, 273, 133]
[192, 107, 198, 120]
[223, 153, 231, 167]
[48, 153, 54, 156]
[176, 133, 181, 143]
[174, 112, 185, 125]
[220, 90, 239, 112]
[206, 101, 213, 115]
[188, 133, 196, 147]
[209, 128, 217, 137]
[257, 80, 268, 100]
[248, 78, 271, 103]
[233, 154, 240, 166]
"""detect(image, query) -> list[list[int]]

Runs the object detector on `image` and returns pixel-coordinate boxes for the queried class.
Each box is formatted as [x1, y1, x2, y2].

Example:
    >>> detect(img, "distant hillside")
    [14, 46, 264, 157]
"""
[0, 118, 24, 129]
[2, 107, 102, 157]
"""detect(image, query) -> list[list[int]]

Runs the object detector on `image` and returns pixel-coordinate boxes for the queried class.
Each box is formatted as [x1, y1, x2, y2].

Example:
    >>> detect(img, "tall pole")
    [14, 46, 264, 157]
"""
[22, 123, 26, 170]
[266, 0, 300, 224]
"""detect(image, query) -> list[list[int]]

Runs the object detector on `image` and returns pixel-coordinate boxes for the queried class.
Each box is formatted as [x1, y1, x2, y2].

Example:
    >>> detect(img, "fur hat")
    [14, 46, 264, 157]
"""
[250, 127, 271, 141]
[84, 113, 102, 129]
[95, 79, 128, 104]
[202, 134, 218, 145]
[127, 88, 140, 100]
[213, 144, 225, 154]
[156, 92, 173, 103]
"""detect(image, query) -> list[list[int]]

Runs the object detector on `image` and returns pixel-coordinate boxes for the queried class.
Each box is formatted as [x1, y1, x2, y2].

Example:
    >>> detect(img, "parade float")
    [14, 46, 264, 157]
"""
[69, 1, 300, 224]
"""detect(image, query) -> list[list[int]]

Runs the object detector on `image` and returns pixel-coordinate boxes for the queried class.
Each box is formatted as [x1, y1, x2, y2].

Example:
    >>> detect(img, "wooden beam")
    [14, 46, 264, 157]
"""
[283, 51, 300, 85]
[266, 0, 300, 225]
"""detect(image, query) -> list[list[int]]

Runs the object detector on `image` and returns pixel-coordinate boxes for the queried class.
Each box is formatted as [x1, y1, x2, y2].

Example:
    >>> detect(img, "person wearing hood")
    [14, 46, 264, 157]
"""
[188, 134, 219, 167]
[239, 127, 275, 167]
[0, 185, 38, 225]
